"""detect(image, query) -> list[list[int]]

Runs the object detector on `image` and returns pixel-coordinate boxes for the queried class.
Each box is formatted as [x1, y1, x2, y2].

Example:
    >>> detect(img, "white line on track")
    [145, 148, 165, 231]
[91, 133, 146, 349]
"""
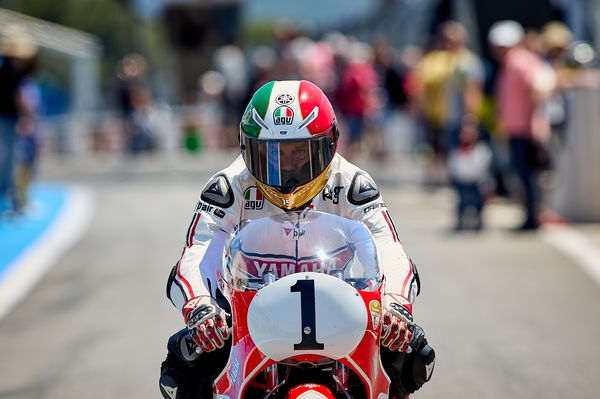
[542, 225, 600, 287]
[0, 186, 94, 319]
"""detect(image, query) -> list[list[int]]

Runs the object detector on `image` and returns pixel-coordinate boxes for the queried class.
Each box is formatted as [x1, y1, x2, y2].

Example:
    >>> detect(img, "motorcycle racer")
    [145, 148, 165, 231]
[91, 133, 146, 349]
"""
[160, 80, 435, 399]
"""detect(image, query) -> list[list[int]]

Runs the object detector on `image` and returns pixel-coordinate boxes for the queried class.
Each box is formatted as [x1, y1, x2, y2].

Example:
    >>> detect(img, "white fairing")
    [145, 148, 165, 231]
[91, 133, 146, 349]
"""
[247, 272, 368, 361]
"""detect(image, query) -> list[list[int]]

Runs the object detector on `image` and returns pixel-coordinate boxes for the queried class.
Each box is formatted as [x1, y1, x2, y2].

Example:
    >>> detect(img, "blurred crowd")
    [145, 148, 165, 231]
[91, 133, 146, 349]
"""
[3, 17, 600, 231]
[166, 20, 598, 232]
[179, 25, 423, 158]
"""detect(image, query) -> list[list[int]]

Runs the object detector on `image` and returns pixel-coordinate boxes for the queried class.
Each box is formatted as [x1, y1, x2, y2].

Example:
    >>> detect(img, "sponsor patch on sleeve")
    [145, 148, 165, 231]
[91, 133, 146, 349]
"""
[348, 171, 380, 205]
[243, 187, 264, 210]
[200, 174, 234, 208]
[194, 201, 226, 219]
[322, 184, 344, 204]
[363, 202, 387, 213]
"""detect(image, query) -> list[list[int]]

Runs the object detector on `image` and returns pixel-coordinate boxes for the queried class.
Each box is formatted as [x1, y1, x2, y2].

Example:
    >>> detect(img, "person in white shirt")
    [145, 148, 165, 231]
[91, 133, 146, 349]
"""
[447, 119, 492, 231]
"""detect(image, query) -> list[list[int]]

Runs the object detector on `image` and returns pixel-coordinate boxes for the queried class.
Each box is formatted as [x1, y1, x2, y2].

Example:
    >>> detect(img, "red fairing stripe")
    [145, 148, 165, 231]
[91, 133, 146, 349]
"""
[382, 211, 398, 242]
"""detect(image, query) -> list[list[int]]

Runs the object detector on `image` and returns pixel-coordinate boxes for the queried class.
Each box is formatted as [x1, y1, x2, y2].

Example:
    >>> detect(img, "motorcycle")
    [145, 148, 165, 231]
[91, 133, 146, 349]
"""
[212, 210, 397, 398]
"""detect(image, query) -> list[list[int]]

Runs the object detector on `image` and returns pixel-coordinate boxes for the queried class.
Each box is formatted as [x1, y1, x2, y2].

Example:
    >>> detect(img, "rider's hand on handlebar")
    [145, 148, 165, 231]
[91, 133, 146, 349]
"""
[182, 296, 230, 352]
[381, 293, 414, 352]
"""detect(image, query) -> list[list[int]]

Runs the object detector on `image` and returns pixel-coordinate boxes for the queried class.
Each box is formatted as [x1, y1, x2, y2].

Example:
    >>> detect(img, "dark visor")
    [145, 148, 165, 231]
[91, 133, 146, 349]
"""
[241, 134, 336, 192]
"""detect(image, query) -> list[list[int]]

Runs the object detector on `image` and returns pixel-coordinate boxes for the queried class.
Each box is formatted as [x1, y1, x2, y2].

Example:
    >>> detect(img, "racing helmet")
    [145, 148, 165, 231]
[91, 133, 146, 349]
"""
[240, 80, 339, 210]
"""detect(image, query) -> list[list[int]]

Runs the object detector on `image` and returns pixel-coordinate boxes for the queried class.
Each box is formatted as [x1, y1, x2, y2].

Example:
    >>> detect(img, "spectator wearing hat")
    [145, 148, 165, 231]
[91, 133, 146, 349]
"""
[489, 20, 556, 231]
[0, 24, 38, 216]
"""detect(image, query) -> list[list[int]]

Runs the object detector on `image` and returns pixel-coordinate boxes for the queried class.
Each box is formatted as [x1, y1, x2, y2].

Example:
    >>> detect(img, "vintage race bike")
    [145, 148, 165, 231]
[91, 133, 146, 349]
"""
[212, 211, 398, 398]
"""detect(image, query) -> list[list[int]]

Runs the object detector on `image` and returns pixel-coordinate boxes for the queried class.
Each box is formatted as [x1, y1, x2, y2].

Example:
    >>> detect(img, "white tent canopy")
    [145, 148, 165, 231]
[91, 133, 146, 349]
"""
[0, 8, 102, 114]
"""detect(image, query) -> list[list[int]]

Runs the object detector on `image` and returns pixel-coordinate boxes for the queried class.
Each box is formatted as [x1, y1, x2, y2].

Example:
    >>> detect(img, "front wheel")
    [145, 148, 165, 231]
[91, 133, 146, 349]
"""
[285, 383, 336, 399]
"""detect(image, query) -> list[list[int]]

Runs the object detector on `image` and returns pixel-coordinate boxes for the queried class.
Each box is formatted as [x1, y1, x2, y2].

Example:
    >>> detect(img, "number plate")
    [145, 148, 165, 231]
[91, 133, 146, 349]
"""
[247, 272, 368, 361]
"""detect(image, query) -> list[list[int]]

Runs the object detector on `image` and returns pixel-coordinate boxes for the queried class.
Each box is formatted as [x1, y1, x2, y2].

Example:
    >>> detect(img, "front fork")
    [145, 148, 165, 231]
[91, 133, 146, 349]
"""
[332, 270, 351, 398]
[265, 364, 278, 392]
[264, 272, 280, 395]
[334, 362, 351, 398]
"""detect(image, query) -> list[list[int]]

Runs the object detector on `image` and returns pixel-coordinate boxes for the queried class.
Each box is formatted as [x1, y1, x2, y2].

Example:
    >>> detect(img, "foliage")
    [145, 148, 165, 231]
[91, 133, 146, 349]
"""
[2, 0, 169, 99]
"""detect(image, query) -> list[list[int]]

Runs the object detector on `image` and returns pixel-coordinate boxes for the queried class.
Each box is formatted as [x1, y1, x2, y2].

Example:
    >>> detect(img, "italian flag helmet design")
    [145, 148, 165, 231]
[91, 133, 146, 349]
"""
[240, 80, 336, 138]
[240, 80, 338, 210]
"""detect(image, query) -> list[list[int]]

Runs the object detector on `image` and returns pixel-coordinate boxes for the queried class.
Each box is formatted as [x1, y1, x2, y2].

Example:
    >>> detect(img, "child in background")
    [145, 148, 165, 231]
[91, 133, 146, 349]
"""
[447, 120, 492, 231]
[14, 114, 38, 212]
[14, 77, 40, 213]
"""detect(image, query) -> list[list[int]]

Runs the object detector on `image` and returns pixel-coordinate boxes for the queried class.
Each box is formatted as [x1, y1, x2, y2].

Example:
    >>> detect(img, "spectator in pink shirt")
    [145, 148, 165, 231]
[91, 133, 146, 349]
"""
[336, 42, 380, 159]
[489, 20, 555, 231]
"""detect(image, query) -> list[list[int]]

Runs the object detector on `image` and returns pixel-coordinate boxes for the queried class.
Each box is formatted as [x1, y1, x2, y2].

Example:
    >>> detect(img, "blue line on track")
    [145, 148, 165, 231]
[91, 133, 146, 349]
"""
[0, 183, 69, 280]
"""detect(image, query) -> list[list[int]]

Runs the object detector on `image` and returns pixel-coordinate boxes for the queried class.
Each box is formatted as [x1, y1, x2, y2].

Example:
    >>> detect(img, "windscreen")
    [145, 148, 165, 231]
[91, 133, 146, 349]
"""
[224, 211, 382, 291]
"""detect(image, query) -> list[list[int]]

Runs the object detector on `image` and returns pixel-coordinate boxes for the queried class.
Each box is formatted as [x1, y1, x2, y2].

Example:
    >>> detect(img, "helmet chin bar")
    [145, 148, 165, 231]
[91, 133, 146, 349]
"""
[254, 164, 332, 210]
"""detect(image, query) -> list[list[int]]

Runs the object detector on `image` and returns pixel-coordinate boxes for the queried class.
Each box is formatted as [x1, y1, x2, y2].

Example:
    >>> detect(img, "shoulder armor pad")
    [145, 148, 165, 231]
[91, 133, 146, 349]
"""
[201, 174, 234, 208]
[348, 171, 380, 205]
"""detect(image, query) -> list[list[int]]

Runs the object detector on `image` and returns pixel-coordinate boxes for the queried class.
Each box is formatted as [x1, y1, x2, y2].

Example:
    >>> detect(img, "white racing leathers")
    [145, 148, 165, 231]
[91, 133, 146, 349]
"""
[168, 154, 419, 312]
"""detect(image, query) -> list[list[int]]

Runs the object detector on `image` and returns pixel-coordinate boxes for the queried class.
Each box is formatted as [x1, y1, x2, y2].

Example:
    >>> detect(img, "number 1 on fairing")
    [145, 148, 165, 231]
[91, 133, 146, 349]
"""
[290, 279, 325, 350]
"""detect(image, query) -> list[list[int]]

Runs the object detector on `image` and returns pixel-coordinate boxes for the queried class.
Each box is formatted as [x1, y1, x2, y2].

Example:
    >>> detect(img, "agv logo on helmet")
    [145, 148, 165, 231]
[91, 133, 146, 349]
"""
[273, 106, 294, 125]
